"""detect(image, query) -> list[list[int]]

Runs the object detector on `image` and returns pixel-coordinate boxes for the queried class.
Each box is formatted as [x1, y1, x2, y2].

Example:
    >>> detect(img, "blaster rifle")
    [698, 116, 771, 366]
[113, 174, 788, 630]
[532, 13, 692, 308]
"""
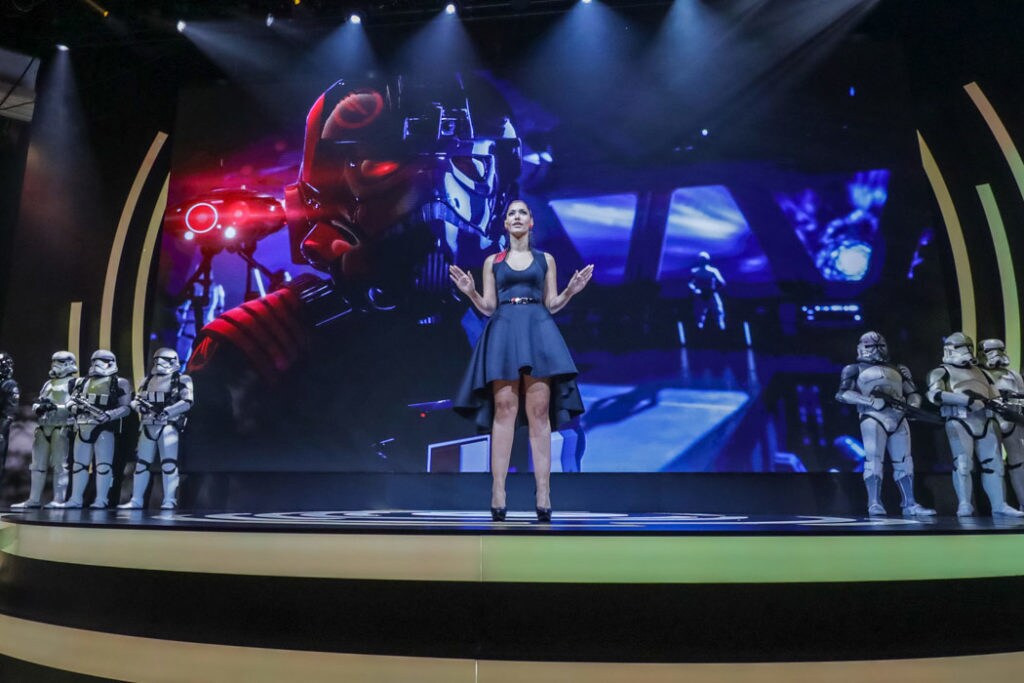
[869, 388, 944, 426]
[135, 396, 172, 422]
[34, 398, 56, 416]
[69, 395, 109, 422]
[964, 389, 1024, 425]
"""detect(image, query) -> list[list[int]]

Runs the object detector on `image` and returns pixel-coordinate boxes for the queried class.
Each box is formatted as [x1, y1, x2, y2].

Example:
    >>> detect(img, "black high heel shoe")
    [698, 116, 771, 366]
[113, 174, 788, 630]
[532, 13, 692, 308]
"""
[535, 507, 552, 522]
[490, 507, 507, 522]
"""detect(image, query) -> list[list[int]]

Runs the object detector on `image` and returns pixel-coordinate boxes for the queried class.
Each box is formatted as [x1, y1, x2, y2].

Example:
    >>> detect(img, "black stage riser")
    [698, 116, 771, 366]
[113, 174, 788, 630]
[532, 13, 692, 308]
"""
[182, 471, 972, 514]
[0, 552, 1020, 663]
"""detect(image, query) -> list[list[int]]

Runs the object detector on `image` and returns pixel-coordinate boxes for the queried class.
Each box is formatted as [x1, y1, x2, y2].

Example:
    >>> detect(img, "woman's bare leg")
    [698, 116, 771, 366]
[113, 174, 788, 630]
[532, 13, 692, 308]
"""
[524, 375, 552, 509]
[490, 380, 519, 509]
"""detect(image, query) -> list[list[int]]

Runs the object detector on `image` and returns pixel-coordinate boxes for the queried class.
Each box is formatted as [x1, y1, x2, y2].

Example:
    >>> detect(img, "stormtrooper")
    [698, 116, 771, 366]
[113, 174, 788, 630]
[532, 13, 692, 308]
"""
[61, 350, 132, 509]
[836, 332, 935, 516]
[120, 348, 193, 510]
[978, 338, 1024, 508]
[0, 352, 19, 483]
[688, 252, 726, 331]
[926, 332, 1024, 517]
[13, 352, 77, 508]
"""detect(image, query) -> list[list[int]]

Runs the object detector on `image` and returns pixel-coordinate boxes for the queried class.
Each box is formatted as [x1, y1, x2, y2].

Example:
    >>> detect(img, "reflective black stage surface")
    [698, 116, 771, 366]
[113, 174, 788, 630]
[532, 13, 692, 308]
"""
[6, 508, 1024, 534]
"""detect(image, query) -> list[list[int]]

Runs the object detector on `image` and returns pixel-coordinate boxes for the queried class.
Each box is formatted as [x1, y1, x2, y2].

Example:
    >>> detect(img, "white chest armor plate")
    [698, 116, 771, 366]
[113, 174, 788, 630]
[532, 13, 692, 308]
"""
[140, 374, 175, 405]
[944, 364, 997, 399]
[39, 377, 75, 427]
[856, 364, 904, 399]
[988, 367, 1024, 397]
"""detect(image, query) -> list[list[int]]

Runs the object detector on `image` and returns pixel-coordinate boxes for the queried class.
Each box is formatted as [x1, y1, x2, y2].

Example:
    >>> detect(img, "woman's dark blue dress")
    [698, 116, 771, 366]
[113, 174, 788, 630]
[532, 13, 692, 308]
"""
[453, 249, 585, 432]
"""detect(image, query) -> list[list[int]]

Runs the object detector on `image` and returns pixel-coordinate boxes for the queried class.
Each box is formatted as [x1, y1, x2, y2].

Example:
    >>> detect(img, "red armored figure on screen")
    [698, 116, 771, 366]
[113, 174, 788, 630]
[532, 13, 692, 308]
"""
[182, 73, 523, 471]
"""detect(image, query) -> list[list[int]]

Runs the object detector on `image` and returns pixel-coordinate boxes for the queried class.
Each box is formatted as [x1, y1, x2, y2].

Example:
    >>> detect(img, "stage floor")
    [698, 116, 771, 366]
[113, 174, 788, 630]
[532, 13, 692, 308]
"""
[6, 508, 1024, 534]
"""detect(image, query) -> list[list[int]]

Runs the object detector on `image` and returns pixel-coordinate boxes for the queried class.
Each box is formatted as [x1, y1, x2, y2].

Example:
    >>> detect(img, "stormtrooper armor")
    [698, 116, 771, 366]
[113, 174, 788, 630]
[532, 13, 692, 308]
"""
[978, 338, 1024, 508]
[926, 332, 1024, 517]
[120, 348, 193, 510]
[12, 352, 77, 509]
[0, 352, 19, 484]
[688, 252, 726, 331]
[61, 350, 132, 509]
[836, 332, 935, 516]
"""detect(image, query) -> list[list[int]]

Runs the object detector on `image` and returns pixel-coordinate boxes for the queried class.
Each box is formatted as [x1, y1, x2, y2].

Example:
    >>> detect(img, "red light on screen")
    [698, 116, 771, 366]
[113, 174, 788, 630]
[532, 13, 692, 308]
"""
[185, 202, 218, 234]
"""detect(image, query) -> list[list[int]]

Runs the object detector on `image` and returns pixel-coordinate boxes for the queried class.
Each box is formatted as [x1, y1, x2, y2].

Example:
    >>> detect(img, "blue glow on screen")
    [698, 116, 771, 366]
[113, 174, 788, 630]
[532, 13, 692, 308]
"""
[549, 194, 638, 285]
[658, 185, 774, 285]
[774, 169, 889, 282]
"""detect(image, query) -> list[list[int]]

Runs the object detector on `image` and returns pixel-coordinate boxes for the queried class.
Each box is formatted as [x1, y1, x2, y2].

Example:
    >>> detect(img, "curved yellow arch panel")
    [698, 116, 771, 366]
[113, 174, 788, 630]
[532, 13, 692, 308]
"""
[917, 131, 975, 340]
[100, 131, 168, 357]
[132, 174, 170, 386]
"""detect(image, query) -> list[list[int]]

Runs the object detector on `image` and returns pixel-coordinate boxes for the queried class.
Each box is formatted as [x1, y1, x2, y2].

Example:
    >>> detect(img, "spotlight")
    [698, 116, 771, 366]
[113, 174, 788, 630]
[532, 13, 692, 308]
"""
[293, 0, 300, 4]
[445, 3, 456, 14]
[349, 12, 362, 24]
[56, 44, 69, 51]
[581, 0, 592, 4]
[700, 128, 709, 137]
[266, 13, 274, 26]
[80, 0, 109, 17]
[176, 20, 186, 32]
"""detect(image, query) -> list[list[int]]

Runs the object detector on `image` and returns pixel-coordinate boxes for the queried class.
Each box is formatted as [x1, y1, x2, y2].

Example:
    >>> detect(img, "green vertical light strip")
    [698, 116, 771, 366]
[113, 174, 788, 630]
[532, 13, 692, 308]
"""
[976, 184, 1020, 363]
[964, 82, 1024, 362]
[917, 131, 976, 340]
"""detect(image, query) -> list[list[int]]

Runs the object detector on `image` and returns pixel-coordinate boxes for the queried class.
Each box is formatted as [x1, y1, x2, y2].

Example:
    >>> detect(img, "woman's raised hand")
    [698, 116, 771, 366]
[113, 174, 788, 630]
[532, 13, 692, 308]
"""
[448, 264, 477, 296]
[566, 264, 594, 296]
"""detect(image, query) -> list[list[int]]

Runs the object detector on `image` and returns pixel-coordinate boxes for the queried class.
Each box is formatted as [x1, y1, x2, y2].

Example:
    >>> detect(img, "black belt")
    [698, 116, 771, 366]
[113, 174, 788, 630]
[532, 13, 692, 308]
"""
[501, 297, 540, 305]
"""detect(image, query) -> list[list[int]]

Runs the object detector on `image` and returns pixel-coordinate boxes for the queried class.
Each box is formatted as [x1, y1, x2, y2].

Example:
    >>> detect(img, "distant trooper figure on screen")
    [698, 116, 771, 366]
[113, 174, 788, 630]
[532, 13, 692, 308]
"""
[12, 352, 77, 509]
[688, 252, 726, 331]
[0, 352, 19, 484]
[978, 338, 1024, 508]
[120, 349, 193, 510]
[60, 350, 131, 509]
[835, 332, 935, 516]
[927, 332, 1024, 517]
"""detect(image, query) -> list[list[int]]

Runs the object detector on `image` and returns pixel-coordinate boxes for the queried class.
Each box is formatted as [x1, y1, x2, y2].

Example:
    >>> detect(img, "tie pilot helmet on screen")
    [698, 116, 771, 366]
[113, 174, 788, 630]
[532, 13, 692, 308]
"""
[284, 73, 522, 291]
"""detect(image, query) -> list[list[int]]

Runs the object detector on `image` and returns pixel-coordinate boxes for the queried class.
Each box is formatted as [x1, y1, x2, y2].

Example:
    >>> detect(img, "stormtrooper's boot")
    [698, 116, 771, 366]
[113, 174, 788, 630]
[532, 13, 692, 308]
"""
[982, 471, 1024, 517]
[160, 460, 179, 510]
[952, 471, 974, 517]
[60, 464, 89, 509]
[47, 463, 69, 508]
[1007, 463, 1024, 514]
[12, 469, 46, 509]
[118, 462, 150, 510]
[866, 475, 886, 515]
[89, 463, 114, 509]
[896, 475, 936, 516]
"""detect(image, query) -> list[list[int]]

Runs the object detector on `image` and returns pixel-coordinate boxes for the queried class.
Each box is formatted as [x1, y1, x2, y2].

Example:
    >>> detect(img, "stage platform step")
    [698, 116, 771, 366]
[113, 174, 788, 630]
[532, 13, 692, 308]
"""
[1, 511, 1024, 681]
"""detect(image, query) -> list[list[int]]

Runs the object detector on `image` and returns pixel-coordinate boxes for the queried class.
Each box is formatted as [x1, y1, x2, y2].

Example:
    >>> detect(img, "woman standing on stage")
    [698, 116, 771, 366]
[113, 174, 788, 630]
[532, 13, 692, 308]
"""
[450, 200, 593, 522]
